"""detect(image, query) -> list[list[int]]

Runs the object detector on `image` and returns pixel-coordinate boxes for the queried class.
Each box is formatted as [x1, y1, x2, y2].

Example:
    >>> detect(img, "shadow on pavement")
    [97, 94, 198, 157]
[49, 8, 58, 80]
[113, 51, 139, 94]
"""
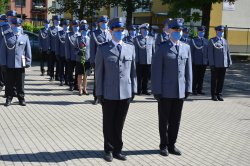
[0, 150, 159, 162]
[27, 100, 93, 105]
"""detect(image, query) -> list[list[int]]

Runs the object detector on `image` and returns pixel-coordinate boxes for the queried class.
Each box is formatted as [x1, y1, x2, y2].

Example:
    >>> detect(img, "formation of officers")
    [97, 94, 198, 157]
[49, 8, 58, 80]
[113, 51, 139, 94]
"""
[0, 9, 232, 162]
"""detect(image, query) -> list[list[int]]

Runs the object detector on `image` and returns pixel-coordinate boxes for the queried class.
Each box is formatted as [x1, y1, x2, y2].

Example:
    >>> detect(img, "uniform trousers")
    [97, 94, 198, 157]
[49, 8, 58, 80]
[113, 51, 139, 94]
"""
[0, 67, 5, 88]
[59, 57, 69, 83]
[40, 51, 48, 74]
[68, 60, 77, 88]
[158, 98, 184, 150]
[211, 67, 226, 97]
[102, 99, 130, 153]
[192, 64, 207, 93]
[136, 64, 151, 93]
[48, 51, 57, 79]
[5, 68, 25, 101]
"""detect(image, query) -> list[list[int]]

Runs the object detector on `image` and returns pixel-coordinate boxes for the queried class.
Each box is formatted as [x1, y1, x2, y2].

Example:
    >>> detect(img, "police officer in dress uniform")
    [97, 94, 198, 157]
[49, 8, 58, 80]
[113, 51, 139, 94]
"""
[75, 24, 91, 96]
[155, 18, 172, 50]
[190, 26, 208, 95]
[150, 25, 159, 40]
[135, 23, 155, 95]
[180, 27, 191, 45]
[0, 14, 9, 92]
[123, 25, 137, 45]
[38, 19, 51, 76]
[95, 17, 137, 162]
[208, 25, 232, 101]
[151, 18, 192, 156]
[90, 15, 112, 104]
[65, 20, 80, 91]
[55, 20, 70, 86]
[48, 15, 62, 81]
[0, 18, 32, 107]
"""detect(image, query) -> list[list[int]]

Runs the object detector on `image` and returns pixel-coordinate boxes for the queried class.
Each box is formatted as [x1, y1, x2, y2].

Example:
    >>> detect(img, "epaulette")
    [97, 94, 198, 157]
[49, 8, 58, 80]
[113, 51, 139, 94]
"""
[123, 41, 134, 46]
[99, 41, 109, 47]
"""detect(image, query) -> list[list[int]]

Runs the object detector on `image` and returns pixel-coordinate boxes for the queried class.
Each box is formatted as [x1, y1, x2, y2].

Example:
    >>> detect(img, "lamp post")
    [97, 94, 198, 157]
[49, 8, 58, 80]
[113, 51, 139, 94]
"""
[20, 0, 23, 19]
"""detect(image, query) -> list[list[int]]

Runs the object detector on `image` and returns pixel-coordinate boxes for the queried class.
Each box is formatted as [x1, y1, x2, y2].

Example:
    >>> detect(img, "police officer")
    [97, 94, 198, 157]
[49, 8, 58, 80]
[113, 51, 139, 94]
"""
[0, 14, 9, 92]
[48, 15, 62, 81]
[0, 18, 32, 106]
[208, 25, 232, 101]
[190, 26, 208, 95]
[55, 20, 70, 86]
[6, 10, 17, 27]
[150, 25, 159, 40]
[155, 18, 172, 50]
[90, 15, 112, 104]
[123, 25, 137, 45]
[75, 24, 91, 96]
[65, 20, 80, 91]
[95, 17, 137, 162]
[151, 18, 192, 156]
[135, 23, 155, 95]
[180, 27, 191, 44]
[38, 19, 50, 76]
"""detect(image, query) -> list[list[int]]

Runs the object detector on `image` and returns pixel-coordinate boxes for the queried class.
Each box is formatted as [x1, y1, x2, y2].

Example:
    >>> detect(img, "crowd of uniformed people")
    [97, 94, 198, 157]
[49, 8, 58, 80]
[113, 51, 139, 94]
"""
[0, 10, 232, 162]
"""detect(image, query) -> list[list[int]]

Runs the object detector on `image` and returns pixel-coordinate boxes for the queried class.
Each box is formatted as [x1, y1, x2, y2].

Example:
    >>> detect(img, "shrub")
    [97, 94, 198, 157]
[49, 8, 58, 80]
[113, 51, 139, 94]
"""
[33, 26, 43, 34]
[23, 22, 33, 32]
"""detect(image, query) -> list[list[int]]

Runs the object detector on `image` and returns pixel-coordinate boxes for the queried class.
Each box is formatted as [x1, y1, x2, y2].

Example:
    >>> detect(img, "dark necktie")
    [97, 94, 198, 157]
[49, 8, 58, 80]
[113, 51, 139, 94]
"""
[175, 45, 179, 54]
[117, 44, 122, 60]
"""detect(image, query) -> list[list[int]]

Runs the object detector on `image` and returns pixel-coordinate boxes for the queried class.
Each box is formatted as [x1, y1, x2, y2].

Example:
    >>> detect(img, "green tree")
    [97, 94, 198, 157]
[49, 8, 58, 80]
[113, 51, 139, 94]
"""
[107, 0, 152, 27]
[160, 0, 237, 38]
[0, 0, 8, 14]
[48, 0, 106, 20]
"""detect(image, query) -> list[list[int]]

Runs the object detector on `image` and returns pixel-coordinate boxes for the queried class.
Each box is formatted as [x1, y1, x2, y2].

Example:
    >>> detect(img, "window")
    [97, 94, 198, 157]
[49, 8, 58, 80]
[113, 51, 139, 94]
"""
[15, 0, 26, 7]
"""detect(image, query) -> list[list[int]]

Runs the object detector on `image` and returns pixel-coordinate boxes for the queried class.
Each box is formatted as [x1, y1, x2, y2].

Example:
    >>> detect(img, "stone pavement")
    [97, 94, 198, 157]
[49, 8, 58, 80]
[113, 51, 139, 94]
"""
[0, 61, 250, 166]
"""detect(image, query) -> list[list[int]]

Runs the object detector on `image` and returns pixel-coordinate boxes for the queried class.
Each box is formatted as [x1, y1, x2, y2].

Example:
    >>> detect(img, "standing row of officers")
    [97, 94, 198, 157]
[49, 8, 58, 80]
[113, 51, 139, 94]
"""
[0, 10, 232, 162]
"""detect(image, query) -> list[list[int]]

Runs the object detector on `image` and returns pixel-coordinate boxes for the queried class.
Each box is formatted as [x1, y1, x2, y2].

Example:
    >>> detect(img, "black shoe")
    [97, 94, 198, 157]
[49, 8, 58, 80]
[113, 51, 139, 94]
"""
[160, 148, 169, 156]
[197, 91, 205, 95]
[41, 72, 45, 76]
[93, 98, 99, 105]
[113, 153, 127, 161]
[74, 86, 78, 91]
[59, 82, 63, 86]
[69, 87, 74, 91]
[103, 152, 113, 162]
[142, 91, 151, 95]
[19, 100, 26, 106]
[217, 95, 224, 101]
[168, 146, 182, 155]
[49, 77, 54, 81]
[212, 96, 218, 101]
[64, 81, 69, 85]
[4, 100, 11, 107]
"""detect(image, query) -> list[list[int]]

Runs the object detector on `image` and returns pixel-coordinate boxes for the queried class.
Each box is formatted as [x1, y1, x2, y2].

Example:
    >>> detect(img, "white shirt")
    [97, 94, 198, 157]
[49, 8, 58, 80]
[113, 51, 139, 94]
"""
[112, 40, 123, 47]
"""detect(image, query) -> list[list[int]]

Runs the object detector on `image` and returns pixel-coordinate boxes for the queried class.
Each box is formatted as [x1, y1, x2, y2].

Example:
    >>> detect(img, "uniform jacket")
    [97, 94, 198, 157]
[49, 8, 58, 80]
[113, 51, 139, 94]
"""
[208, 37, 232, 68]
[123, 35, 135, 45]
[0, 32, 32, 68]
[65, 32, 80, 61]
[190, 37, 208, 65]
[75, 35, 90, 63]
[38, 27, 50, 52]
[55, 30, 68, 58]
[89, 29, 112, 64]
[134, 35, 155, 64]
[95, 41, 137, 100]
[49, 26, 62, 52]
[151, 40, 192, 99]
[180, 37, 191, 45]
[155, 32, 169, 50]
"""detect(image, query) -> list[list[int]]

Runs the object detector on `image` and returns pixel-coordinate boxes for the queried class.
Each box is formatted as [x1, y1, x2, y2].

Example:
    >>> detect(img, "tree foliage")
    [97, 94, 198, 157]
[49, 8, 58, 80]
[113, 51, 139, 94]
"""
[0, 0, 8, 14]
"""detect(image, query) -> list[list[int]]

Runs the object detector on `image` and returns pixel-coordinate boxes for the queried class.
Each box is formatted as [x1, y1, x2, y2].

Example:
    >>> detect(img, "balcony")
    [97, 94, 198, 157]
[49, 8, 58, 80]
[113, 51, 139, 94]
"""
[31, 1, 47, 13]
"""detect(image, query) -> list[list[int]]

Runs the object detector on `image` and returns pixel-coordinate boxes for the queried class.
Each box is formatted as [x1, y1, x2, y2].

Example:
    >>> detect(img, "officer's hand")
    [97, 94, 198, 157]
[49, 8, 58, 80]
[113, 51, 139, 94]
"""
[25, 64, 30, 68]
[127, 93, 135, 104]
[97, 96, 104, 105]
[185, 92, 191, 99]
[154, 94, 161, 101]
[91, 63, 95, 68]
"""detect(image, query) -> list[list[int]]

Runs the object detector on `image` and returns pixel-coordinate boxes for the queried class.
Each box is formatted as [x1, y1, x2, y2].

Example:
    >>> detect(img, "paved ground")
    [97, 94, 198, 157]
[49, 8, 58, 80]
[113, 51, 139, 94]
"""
[0, 61, 250, 166]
